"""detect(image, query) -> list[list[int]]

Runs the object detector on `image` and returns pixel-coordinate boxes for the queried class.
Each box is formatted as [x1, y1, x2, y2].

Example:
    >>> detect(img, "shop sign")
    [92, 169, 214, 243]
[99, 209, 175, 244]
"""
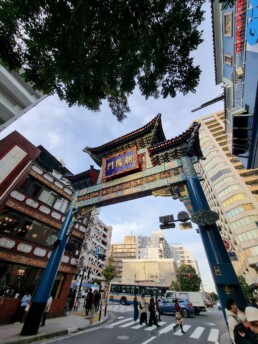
[102, 146, 139, 179]
[222, 237, 232, 253]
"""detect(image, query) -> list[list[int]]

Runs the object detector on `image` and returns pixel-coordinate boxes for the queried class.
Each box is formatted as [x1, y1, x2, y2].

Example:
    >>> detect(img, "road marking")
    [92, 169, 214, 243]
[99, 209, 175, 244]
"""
[208, 328, 219, 342]
[105, 318, 132, 328]
[132, 324, 147, 329]
[190, 326, 205, 338]
[140, 336, 157, 344]
[174, 324, 191, 336]
[145, 325, 160, 331]
[159, 323, 175, 334]
[120, 320, 136, 327]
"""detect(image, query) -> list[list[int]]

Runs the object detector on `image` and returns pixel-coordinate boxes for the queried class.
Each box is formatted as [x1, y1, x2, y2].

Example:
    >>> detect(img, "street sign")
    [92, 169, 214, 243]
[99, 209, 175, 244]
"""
[179, 222, 192, 230]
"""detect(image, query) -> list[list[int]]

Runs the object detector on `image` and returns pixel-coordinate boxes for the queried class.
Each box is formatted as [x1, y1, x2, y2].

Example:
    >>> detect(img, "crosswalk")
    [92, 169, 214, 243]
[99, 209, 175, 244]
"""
[107, 304, 133, 313]
[105, 316, 220, 343]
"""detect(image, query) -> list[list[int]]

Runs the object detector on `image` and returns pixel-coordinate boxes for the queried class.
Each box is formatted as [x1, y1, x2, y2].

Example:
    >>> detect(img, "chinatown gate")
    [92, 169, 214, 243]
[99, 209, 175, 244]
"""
[22, 114, 246, 335]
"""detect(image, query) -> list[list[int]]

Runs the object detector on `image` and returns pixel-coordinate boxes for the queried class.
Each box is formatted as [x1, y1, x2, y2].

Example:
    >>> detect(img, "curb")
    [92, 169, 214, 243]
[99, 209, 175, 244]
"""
[5, 314, 111, 344]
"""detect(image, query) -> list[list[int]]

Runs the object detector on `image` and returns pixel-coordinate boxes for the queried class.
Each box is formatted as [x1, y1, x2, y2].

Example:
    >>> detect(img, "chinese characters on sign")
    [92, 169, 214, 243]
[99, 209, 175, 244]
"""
[103, 147, 139, 179]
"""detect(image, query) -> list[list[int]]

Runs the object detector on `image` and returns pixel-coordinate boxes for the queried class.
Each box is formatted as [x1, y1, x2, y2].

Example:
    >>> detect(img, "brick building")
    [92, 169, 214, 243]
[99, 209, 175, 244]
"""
[0, 131, 99, 324]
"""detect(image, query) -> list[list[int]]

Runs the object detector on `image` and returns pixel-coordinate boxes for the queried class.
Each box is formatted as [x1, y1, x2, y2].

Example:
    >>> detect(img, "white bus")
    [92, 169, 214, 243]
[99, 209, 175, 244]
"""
[108, 281, 170, 305]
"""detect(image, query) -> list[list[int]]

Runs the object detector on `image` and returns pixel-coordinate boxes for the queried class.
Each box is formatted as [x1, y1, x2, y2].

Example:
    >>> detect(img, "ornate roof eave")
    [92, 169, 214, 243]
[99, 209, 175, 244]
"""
[64, 166, 99, 182]
[148, 122, 204, 166]
[83, 114, 166, 166]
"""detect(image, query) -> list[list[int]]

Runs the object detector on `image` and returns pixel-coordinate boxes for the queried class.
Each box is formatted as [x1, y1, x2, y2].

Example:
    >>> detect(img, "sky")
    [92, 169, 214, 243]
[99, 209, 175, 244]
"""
[0, 3, 224, 293]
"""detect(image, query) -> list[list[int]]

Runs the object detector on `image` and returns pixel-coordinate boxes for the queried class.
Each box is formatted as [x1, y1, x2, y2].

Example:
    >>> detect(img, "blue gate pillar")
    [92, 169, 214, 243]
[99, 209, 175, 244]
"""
[20, 194, 78, 336]
[181, 156, 246, 317]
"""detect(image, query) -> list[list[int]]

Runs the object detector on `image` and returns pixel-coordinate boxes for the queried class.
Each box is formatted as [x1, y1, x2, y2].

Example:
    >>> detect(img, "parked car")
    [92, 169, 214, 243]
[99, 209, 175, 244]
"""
[159, 297, 194, 318]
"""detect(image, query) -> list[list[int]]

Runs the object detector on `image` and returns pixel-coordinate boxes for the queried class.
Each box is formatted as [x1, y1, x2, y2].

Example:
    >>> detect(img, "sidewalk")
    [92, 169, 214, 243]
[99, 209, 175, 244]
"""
[0, 307, 112, 344]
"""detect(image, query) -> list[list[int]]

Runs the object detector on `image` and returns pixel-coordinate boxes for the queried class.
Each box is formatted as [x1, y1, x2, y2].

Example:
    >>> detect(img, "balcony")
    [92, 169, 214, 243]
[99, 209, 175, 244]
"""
[226, 107, 252, 155]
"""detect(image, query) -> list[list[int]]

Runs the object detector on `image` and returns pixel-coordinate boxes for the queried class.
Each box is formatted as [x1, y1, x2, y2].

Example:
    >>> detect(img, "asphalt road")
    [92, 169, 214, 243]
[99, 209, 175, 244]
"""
[38, 305, 227, 344]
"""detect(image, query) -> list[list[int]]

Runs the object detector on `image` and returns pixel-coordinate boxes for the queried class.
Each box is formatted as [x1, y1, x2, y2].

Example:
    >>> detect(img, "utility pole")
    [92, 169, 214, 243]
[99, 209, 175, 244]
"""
[21, 194, 78, 336]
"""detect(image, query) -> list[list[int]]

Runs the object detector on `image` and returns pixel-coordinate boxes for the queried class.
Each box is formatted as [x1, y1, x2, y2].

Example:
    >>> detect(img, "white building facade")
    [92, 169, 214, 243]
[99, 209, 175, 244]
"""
[0, 65, 46, 132]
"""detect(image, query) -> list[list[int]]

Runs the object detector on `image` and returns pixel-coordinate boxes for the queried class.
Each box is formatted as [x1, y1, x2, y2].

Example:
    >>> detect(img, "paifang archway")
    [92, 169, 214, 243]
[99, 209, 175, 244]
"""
[21, 114, 246, 335]
[77, 114, 193, 213]
[76, 114, 246, 313]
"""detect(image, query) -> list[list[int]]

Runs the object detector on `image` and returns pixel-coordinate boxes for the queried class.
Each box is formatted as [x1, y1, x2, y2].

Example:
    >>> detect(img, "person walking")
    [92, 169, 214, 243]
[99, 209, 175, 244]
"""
[173, 298, 185, 334]
[155, 296, 161, 321]
[225, 298, 240, 344]
[93, 289, 101, 312]
[85, 288, 93, 316]
[148, 296, 160, 327]
[14, 291, 31, 324]
[40, 295, 53, 326]
[133, 295, 139, 321]
[139, 294, 148, 325]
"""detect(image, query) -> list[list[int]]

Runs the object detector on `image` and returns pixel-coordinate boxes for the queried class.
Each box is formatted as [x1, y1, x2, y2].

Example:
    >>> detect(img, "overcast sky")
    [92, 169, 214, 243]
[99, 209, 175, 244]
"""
[0, 3, 224, 293]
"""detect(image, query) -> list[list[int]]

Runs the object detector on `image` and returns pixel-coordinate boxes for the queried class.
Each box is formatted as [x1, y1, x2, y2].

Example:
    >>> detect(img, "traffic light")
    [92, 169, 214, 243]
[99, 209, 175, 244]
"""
[160, 223, 176, 230]
[159, 214, 176, 230]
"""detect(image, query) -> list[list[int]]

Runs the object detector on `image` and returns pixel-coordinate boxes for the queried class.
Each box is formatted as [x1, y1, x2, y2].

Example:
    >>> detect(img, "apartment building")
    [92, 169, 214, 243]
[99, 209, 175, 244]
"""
[0, 65, 46, 132]
[195, 111, 258, 289]
[110, 232, 173, 281]
[170, 244, 201, 275]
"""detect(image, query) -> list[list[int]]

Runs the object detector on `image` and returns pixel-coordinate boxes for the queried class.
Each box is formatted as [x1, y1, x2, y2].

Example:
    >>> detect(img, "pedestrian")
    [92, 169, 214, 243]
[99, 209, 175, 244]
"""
[245, 306, 258, 343]
[14, 291, 31, 324]
[234, 307, 258, 344]
[133, 295, 139, 321]
[226, 298, 240, 344]
[139, 294, 148, 325]
[148, 296, 160, 327]
[155, 296, 161, 321]
[68, 288, 76, 311]
[93, 290, 101, 312]
[40, 295, 53, 326]
[173, 298, 185, 334]
[85, 288, 93, 316]
[73, 296, 80, 311]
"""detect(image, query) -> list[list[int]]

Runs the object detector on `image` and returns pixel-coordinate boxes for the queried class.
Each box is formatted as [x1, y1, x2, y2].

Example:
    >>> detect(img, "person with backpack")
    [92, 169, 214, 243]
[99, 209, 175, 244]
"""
[225, 298, 240, 344]
[148, 296, 160, 327]
[173, 298, 185, 334]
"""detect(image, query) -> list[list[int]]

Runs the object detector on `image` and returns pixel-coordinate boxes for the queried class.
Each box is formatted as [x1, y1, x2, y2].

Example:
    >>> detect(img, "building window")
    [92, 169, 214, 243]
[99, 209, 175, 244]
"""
[224, 12, 233, 37]
[223, 193, 246, 207]
[0, 210, 59, 247]
[224, 54, 233, 65]
[237, 230, 258, 243]
[0, 262, 42, 297]
[218, 184, 242, 198]
[19, 176, 69, 213]
[232, 215, 258, 230]
[226, 204, 255, 217]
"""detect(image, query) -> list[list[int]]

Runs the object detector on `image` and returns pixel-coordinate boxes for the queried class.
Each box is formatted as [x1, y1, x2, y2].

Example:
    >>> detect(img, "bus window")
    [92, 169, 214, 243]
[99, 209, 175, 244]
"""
[111, 284, 117, 292]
